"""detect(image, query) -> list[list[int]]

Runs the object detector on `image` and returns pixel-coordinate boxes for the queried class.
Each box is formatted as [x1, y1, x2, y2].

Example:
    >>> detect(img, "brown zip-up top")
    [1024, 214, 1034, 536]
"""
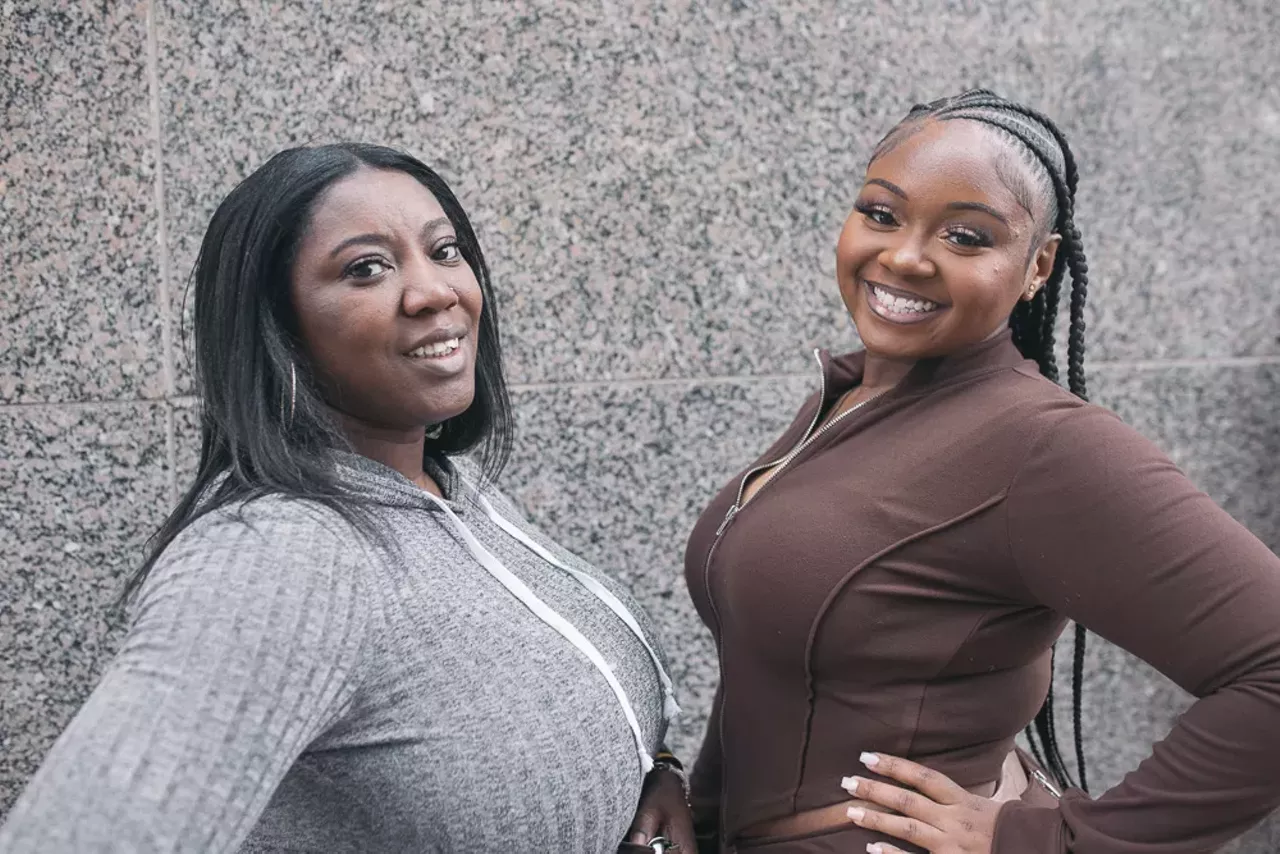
[684, 331, 1280, 853]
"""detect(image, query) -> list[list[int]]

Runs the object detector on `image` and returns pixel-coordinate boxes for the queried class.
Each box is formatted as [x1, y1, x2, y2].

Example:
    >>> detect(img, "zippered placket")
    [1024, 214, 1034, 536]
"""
[699, 348, 886, 841]
[1030, 767, 1064, 798]
[715, 349, 883, 537]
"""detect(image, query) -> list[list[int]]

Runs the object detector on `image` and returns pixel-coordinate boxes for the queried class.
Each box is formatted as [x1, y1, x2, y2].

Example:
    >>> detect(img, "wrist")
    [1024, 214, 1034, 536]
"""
[650, 754, 690, 803]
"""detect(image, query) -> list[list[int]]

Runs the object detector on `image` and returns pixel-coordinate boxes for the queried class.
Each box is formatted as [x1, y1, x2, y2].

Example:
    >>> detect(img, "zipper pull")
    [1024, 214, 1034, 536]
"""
[715, 504, 739, 537]
[1030, 768, 1064, 798]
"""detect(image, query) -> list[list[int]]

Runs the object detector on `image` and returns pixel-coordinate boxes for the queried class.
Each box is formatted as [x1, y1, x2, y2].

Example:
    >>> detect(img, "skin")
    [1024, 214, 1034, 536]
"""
[289, 166, 693, 846]
[828, 119, 1064, 852]
[290, 167, 484, 496]
[831, 118, 1060, 416]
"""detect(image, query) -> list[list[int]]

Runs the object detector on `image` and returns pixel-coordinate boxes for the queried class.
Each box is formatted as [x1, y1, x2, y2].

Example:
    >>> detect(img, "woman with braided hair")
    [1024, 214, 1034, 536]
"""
[682, 89, 1280, 853]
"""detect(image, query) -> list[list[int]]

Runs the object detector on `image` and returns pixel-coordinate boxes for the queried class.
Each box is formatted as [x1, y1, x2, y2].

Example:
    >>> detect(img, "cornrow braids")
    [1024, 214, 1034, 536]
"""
[871, 89, 1092, 793]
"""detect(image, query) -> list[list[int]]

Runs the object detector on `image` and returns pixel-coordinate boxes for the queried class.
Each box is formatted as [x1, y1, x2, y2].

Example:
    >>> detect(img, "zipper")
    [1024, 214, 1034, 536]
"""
[714, 349, 884, 538]
[1030, 768, 1064, 798]
[699, 347, 886, 840]
[711, 350, 826, 540]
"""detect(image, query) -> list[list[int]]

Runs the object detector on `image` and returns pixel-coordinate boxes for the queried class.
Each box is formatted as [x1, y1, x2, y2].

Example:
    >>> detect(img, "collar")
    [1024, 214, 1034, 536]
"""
[819, 328, 1035, 403]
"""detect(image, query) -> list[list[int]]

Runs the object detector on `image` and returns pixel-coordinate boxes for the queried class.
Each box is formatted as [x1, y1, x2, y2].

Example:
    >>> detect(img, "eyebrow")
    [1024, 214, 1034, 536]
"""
[327, 216, 454, 259]
[945, 201, 1010, 226]
[865, 179, 1011, 227]
[866, 178, 908, 198]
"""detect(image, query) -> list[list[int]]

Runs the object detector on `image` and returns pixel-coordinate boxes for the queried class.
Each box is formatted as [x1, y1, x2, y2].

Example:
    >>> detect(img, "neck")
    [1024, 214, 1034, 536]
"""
[335, 411, 441, 496]
[859, 351, 917, 395]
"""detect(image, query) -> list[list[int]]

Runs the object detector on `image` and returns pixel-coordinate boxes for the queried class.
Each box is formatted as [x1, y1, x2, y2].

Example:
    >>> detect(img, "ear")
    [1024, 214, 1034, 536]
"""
[1020, 233, 1062, 301]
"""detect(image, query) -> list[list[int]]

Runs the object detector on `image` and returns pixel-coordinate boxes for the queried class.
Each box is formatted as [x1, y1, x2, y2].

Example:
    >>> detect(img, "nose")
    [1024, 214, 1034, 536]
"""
[400, 255, 460, 316]
[878, 232, 936, 279]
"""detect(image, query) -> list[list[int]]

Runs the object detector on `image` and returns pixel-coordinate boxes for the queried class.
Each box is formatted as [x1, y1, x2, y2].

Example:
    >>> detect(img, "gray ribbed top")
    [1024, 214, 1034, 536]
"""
[0, 454, 668, 853]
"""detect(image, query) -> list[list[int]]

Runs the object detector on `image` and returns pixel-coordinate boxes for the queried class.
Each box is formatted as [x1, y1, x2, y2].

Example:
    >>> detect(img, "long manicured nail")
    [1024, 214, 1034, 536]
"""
[847, 806, 866, 823]
[841, 775, 860, 793]
[867, 844, 883, 854]
[860, 751, 880, 768]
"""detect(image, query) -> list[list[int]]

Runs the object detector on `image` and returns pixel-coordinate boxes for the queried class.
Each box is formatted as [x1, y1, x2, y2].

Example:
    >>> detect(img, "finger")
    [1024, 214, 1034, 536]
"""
[866, 844, 912, 854]
[841, 776, 945, 824]
[861, 752, 966, 805]
[667, 808, 698, 852]
[627, 809, 661, 844]
[846, 805, 943, 851]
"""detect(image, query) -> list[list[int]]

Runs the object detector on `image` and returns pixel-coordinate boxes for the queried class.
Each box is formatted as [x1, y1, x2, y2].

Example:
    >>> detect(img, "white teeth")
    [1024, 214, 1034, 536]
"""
[409, 338, 460, 358]
[871, 284, 939, 314]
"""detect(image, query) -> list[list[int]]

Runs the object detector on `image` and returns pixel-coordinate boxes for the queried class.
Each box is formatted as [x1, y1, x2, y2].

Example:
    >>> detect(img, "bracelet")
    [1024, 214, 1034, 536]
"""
[651, 757, 691, 803]
[653, 750, 684, 770]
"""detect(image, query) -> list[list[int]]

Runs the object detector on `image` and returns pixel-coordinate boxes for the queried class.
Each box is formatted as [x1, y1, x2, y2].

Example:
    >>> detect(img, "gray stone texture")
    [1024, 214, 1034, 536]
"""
[2, 0, 1278, 849]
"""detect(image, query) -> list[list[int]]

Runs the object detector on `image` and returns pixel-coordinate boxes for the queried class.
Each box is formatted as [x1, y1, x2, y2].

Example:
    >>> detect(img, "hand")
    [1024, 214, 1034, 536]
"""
[841, 752, 1001, 854]
[627, 766, 696, 852]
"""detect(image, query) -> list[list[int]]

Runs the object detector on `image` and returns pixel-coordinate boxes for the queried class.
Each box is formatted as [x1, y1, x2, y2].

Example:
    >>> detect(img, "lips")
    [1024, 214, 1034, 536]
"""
[404, 328, 468, 359]
[407, 337, 461, 359]
[864, 280, 946, 324]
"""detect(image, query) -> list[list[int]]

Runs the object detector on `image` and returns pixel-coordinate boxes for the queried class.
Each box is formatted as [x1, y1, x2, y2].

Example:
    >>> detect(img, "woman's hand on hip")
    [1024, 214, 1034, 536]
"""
[627, 765, 696, 852]
[842, 753, 1000, 854]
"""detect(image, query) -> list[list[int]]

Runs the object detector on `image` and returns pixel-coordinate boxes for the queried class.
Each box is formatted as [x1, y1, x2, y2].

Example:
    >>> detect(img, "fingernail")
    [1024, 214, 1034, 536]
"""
[867, 845, 883, 854]
[841, 775, 859, 793]
[847, 806, 866, 823]
[860, 751, 880, 768]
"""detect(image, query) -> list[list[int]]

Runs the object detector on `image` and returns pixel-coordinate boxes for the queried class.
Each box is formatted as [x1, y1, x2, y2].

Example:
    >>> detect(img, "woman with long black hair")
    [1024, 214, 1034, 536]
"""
[0, 144, 693, 854]
[684, 90, 1280, 853]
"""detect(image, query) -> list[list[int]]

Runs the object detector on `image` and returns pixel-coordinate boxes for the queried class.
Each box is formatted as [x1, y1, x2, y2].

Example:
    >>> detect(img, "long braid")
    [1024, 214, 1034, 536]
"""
[874, 89, 1093, 793]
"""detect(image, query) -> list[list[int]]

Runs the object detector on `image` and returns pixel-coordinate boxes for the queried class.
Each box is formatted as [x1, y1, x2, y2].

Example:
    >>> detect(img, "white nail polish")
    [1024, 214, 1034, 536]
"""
[841, 776, 859, 792]
[860, 751, 879, 768]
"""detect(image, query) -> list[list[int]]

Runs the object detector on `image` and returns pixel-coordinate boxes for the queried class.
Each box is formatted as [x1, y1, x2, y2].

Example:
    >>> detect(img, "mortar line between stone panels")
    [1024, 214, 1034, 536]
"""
[145, 0, 178, 501]
[1089, 356, 1280, 372]
[145, 1, 174, 399]
[508, 372, 814, 393]
[3, 357, 1279, 411]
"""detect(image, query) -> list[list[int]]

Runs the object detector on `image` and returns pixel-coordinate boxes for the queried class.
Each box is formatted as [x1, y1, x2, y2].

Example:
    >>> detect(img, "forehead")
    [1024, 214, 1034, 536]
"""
[305, 167, 448, 237]
[867, 119, 1024, 213]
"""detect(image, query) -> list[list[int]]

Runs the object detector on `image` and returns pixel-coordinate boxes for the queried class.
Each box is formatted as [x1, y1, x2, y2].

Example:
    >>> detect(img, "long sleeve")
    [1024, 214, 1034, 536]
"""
[994, 405, 1280, 853]
[0, 499, 370, 853]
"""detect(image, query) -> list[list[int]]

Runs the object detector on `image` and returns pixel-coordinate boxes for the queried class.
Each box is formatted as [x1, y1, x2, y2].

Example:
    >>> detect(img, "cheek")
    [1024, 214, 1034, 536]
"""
[294, 292, 384, 385]
[454, 272, 484, 331]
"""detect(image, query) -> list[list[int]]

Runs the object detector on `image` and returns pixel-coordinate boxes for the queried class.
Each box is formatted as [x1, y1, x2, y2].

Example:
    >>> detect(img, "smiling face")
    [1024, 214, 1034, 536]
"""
[836, 118, 1060, 362]
[289, 167, 483, 434]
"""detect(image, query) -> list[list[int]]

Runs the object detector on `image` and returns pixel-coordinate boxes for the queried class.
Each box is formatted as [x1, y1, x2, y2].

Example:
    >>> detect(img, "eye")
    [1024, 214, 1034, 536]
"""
[343, 256, 392, 280]
[432, 240, 464, 264]
[944, 226, 993, 249]
[854, 201, 898, 228]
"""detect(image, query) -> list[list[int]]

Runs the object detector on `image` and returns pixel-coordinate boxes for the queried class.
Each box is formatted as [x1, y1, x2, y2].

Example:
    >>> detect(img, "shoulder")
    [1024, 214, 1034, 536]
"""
[1009, 392, 1185, 506]
[141, 495, 378, 616]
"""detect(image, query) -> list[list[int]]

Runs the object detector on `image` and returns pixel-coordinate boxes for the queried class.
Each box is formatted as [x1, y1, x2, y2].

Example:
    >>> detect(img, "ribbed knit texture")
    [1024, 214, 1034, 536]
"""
[0, 454, 667, 853]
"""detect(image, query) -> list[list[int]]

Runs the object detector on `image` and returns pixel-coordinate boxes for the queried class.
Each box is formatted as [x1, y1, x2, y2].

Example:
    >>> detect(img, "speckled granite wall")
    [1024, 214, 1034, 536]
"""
[3, 0, 1278, 847]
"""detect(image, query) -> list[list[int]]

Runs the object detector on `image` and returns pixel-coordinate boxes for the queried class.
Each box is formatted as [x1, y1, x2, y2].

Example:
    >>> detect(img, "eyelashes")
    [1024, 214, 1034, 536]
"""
[854, 201, 896, 227]
[854, 201, 994, 249]
[343, 256, 392, 280]
[340, 239, 464, 281]
[945, 226, 993, 248]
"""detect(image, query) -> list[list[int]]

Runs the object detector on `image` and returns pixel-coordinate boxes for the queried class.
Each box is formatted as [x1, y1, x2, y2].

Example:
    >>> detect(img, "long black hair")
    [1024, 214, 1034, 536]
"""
[870, 90, 1092, 792]
[125, 143, 514, 602]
